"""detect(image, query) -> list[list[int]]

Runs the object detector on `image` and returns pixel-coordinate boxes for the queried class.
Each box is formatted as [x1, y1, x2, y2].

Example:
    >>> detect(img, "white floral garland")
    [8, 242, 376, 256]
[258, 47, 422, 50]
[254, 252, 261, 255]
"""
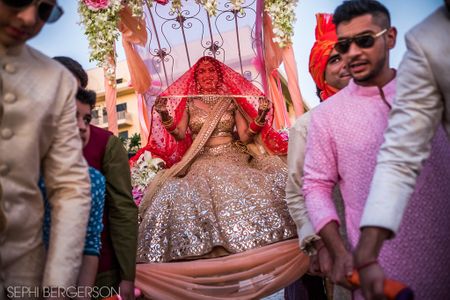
[130, 150, 165, 205]
[78, 0, 144, 83]
[264, 0, 298, 47]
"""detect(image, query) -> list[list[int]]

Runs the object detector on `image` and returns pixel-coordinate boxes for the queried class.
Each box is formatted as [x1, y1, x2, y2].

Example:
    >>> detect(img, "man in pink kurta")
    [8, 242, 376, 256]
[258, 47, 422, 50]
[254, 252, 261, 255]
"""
[303, 1, 450, 298]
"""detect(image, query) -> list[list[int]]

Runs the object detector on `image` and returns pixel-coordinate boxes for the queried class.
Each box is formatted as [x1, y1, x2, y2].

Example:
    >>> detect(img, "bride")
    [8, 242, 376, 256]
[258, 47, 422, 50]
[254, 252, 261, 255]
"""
[135, 56, 296, 263]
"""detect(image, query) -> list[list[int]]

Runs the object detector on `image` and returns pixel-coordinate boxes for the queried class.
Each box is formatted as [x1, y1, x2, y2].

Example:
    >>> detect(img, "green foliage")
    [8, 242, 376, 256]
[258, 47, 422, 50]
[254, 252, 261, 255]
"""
[128, 133, 142, 154]
[119, 132, 141, 155]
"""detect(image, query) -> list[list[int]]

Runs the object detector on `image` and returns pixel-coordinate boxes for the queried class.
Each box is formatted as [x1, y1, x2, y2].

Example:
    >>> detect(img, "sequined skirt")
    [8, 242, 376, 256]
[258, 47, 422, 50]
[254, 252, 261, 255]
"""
[137, 142, 297, 262]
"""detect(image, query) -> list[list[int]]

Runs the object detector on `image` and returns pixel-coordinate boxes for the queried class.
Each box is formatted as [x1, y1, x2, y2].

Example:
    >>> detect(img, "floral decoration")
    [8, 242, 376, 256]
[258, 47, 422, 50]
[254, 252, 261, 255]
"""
[78, 0, 144, 83]
[130, 150, 165, 205]
[264, 0, 298, 47]
[169, 0, 182, 12]
[277, 127, 289, 141]
[195, 0, 219, 16]
[84, 0, 111, 10]
[230, 0, 245, 12]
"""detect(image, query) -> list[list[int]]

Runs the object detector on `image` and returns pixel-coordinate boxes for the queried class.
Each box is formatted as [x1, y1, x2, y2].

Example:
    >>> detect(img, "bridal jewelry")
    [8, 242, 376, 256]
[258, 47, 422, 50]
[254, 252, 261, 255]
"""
[200, 95, 221, 105]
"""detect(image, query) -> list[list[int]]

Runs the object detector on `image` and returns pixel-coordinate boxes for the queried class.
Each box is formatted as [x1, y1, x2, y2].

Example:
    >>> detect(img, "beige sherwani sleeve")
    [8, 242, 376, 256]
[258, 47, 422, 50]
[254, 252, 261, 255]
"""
[0, 73, 4, 232]
[361, 6, 450, 233]
[41, 77, 92, 288]
[286, 111, 320, 254]
[0, 73, 4, 233]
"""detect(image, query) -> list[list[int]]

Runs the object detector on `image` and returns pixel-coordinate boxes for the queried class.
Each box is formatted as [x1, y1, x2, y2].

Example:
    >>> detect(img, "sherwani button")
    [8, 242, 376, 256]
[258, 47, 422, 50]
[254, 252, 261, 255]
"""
[3, 93, 17, 103]
[3, 63, 16, 74]
[1, 128, 13, 139]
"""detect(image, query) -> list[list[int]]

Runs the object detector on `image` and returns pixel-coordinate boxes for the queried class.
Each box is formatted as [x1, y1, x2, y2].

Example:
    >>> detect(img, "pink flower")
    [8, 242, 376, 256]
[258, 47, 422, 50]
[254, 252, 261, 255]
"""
[132, 187, 144, 206]
[84, 0, 111, 10]
[155, 0, 169, 5]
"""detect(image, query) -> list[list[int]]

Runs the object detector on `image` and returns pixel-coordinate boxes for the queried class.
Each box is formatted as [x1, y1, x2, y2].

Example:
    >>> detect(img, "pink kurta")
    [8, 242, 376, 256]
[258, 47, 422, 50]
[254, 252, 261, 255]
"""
[303, 78, 450, 298]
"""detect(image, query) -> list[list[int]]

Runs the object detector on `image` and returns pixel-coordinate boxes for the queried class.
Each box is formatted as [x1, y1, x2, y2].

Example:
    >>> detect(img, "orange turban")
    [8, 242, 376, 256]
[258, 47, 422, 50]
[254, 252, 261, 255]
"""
[308, 13, 338, 101]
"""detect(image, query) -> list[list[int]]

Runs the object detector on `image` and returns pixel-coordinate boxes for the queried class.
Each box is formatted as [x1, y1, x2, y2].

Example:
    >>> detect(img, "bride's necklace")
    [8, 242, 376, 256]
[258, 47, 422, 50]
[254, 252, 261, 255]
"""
[200, 95, 221, 105]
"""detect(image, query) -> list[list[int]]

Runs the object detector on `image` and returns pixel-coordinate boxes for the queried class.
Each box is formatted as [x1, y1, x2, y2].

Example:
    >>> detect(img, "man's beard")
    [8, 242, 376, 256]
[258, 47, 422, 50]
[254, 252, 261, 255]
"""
[354, 53, 387, 85]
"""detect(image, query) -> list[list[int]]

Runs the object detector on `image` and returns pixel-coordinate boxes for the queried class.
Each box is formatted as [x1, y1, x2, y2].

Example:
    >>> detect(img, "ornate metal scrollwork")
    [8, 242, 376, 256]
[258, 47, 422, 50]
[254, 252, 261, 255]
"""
[141, 0, 264, 96]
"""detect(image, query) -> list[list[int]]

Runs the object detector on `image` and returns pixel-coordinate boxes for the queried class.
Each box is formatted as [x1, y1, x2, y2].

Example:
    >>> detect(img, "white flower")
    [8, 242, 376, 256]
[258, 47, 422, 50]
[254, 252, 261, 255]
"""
[151, 157, 165, 169]
[143, 150, 153, 163]
[265, 0, 298, 47]
[130, 150, 166, 196]
[78, 0, 144, 82]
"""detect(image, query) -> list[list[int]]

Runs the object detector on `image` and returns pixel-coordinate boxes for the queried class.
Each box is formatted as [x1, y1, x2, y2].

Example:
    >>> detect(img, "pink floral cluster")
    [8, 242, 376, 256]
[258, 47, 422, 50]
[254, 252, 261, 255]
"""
[83, 0, 111, 10]
[132, 187, 144, 206]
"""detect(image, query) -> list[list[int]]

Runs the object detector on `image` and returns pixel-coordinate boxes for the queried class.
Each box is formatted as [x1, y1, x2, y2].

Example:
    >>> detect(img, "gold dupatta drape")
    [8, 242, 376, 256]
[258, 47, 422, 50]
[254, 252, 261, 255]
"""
[139, 97, 233, 215]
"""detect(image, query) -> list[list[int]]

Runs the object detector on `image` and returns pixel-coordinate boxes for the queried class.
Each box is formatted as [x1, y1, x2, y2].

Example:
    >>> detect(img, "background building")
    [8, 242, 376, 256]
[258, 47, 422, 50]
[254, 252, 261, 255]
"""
[86, 61, 141, 142]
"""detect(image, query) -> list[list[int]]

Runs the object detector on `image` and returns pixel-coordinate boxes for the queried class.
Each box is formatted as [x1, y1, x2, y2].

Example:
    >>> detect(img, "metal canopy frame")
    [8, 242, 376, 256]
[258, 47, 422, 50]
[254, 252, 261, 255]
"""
[139, 0, 266, 96]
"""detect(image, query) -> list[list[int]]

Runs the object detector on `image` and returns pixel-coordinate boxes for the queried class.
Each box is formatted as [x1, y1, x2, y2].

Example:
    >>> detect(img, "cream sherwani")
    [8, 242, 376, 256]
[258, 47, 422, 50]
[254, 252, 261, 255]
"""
[0, 44, 91, 292]
[361, 6, 450, 233]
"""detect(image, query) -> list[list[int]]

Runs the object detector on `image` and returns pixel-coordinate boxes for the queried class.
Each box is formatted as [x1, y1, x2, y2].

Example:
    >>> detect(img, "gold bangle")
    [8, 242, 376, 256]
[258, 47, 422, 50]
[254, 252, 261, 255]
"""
[254, 118, 266, 127]
[248, 127, 257, 135]
[162, 116, 174, 127]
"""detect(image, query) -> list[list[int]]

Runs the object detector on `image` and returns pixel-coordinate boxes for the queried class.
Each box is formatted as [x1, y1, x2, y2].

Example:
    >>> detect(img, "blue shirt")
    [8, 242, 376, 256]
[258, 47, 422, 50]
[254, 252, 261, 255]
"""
[40, 167, 106, 256]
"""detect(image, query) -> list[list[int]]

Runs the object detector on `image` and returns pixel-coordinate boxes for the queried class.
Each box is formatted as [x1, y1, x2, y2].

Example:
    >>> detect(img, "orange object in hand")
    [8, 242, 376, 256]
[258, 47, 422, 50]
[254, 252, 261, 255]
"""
[347, 270, 414, 300]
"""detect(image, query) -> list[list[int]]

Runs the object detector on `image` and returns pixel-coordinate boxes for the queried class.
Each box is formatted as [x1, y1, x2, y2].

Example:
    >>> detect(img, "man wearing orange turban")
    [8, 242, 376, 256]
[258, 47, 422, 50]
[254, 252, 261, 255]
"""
[285, 13, 351, 300]
[309, 13, 350, 101]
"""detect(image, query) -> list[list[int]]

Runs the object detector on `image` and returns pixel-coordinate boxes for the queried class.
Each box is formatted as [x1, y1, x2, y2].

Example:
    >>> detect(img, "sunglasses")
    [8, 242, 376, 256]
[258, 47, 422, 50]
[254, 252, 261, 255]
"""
[1, 0, 64, 23]
[334, 29, 388, 54]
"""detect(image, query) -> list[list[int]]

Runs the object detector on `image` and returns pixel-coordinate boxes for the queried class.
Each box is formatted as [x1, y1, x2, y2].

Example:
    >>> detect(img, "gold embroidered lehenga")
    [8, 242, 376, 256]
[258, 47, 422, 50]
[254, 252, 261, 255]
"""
[135, 57, 296, 263]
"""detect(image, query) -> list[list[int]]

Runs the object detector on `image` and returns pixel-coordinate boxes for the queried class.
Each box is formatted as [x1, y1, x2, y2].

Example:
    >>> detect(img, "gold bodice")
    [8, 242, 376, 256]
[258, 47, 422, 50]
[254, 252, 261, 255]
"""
[188, 98, 236, 138]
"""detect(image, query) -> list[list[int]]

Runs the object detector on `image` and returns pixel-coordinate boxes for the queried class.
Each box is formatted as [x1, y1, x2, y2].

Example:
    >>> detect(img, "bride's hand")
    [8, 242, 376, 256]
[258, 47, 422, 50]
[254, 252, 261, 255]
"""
[154, 97, 169, 116]
[258, 97, 270, 114]
[257, 97, 270, 122]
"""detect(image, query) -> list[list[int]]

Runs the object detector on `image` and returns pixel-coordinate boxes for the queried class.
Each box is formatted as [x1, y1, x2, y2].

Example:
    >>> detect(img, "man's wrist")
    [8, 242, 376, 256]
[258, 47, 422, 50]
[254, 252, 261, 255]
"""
[355, 226, 391, 265]
[301, 235, 321, 256]
[313, 239, 324, 250]
[159, 110, 170, 119]
[318, 221, 347, 259]
[256, 113, 267, 124]
[332, 245, 350, 259]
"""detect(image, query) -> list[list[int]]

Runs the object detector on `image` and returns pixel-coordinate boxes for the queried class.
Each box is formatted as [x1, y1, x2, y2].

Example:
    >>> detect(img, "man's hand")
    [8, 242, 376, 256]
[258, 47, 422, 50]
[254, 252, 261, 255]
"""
[119, 280, 135, 300]
[309, 240, 332, 277]
[330, 249, 353, 289]
[354, 226, 391, 300]
[308, 254, 321, 276]
[318, 221, 353, 289]
[358, 262, 386, 300]
[317, 244, 333, 276]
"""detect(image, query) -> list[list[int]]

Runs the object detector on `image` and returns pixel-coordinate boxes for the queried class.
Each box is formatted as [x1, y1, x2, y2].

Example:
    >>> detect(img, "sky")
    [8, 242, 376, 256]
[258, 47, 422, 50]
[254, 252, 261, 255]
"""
[29, 0, 443, 108]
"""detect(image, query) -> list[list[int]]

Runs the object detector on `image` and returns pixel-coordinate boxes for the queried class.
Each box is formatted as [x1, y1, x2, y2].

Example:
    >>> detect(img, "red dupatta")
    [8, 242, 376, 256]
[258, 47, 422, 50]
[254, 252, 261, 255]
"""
[130, 56, 288, 167]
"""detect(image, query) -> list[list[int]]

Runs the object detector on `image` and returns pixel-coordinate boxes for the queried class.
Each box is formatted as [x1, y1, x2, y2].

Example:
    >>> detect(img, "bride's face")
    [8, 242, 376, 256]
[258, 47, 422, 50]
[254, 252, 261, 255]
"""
[196, 60, 220, 93]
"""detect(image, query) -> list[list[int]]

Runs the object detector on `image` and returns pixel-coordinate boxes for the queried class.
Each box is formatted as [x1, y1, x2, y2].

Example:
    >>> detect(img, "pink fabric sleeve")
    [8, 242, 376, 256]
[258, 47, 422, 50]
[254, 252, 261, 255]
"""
[303, 110, 340, 233]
